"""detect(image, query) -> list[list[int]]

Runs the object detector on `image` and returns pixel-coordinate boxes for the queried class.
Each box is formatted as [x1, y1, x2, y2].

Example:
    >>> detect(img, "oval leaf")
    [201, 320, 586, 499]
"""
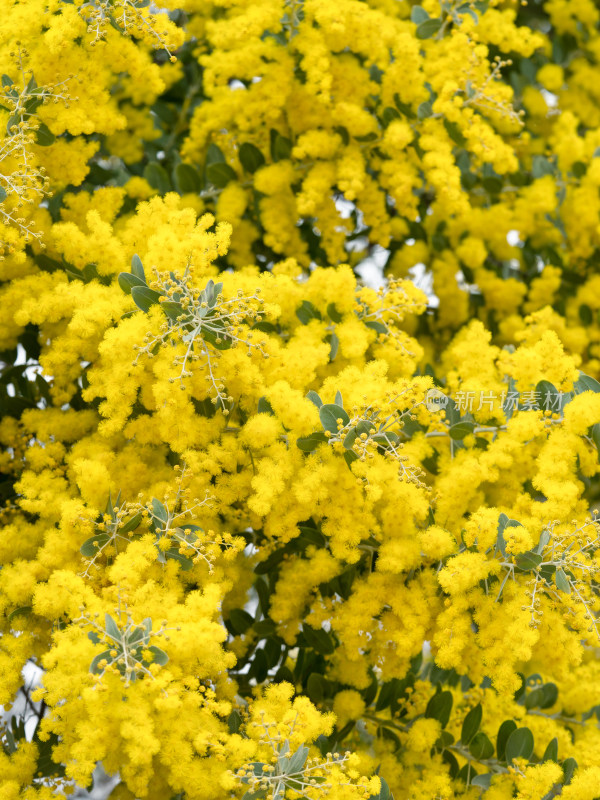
[515, 551, 543, 572]
[496, 719, 517, 761]
[449, 421, 475, 440]
[461, 703, 482, 745]
[296, 431, 328, 452]
[469, 731, 494, 760]
[555, 567, 571, 593]
[147, 645, 168, 665]
[505, 727, 534, 765]
[542, 737, 558, 763]
[118, 272, 146, 295]
[35, 122, 55, 146]
[425, 691, 453, 728]
[206, 162, 237, 188]
[239, 142, 266, 173]
[416, 18, 442, 38]
[80, 533, 111, 557]
[319, 403, 350, 434]
[131, 254, 145, 282]
[131, 285, 162, 312]
[174, 163, 201, 194]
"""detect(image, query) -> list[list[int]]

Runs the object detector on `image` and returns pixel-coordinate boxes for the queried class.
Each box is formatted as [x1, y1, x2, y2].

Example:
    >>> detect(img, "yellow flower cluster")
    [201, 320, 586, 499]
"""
[1, 1, 600, 800]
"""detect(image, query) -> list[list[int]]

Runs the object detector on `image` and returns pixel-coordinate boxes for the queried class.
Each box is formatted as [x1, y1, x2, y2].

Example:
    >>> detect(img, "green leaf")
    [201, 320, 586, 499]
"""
[435, 730, 455, 749]
[202, 324, 233, 350]
[394, 93, 416, 119]
[442, 750, 459, 779]
[469, 731, 494, 760]
[505, 727, 534, 765]
[302, 624, 335, 655]
[471, 774, 492, 790]
[239, 142, 266, 173]
[461, 703, 482, 745]
[524, 687, 545, 709]
[229, 608, 254, 634]
[242, 791, 267, 800]
[307, 672, 327, 704]
[253, 618, 276, 638]
[258, 396, 275, 415]
[319, 403, 350, 434]
[443, 119, 466, 146]
[381, 106, 401, 127]
[174, 163, 202, 194]
[417, 101, 433, 119]
[80, 533, 110, 557]
[33, 731, 66, 778]
[165, 548, 194, 571]
[6, 114, 20, 134]
[534, 528, 550, 555]
[90, 649, 113, 674]
[206, 143, 225, 165]
[7, 606, 32, 623]
[329, 332, 339, 361]
[364, 320, 387, 335]
[449, 421, 475, 440]
[375, 680, 396, 712]
[131, 254, 145, 282]
[120, 511, 143, 535]
[296, 431, 328, 452]
[354, 131, 378, 143]
[285, 745, 309, 775]
[327, 303, 343, 323]
[496, 719, 517, 761]
[539, 683, 558, 709]
[591, 422, 600, 463]
[128, 627, 145, 646]
[542, 737, 558, 763]
[515, 551, 543, 572]
[562, 757, 577, 784]
[306, 390, 323, 408]
[105, 491, 117, 518]
[271, 132, 292, 161]
[147, 645, 168, 665]
[368, 776, 392, 800]
[343, 450, 358, 469]
[335, 390, 343, 406]
[343, 419, 376, 450]
[206, 162, 237, 188]
[118, 272, 146, 295]
[496, 513, 523, 557]
[161, 300, 189, 321]
[144, 162, 171, 194]
[151, 497, 169, 524]
[482, 175, 503, 194]
[333, 125, 350, 146]
[35, 122, 55, 146]
[416, 18, 442, 38]
[104, 614, 121, 641]
[131, 286, 162, 312]
[555, 567, 571, 594]
[228, 709, 242, 734]
[579, 303, 593, 325]
[410, 5, 429, 22]
[573, 372, 600, 394]
[296, 300, 322, 324]
[0, 186, 6, 203]
[1, 74, 13, 87]
[425, 691, 453, 728]
[532, 155, 554, 179]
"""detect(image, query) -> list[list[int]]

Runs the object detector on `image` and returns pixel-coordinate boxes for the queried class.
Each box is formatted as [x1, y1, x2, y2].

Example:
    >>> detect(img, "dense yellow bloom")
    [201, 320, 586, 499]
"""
[2, 1, 600, 799]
